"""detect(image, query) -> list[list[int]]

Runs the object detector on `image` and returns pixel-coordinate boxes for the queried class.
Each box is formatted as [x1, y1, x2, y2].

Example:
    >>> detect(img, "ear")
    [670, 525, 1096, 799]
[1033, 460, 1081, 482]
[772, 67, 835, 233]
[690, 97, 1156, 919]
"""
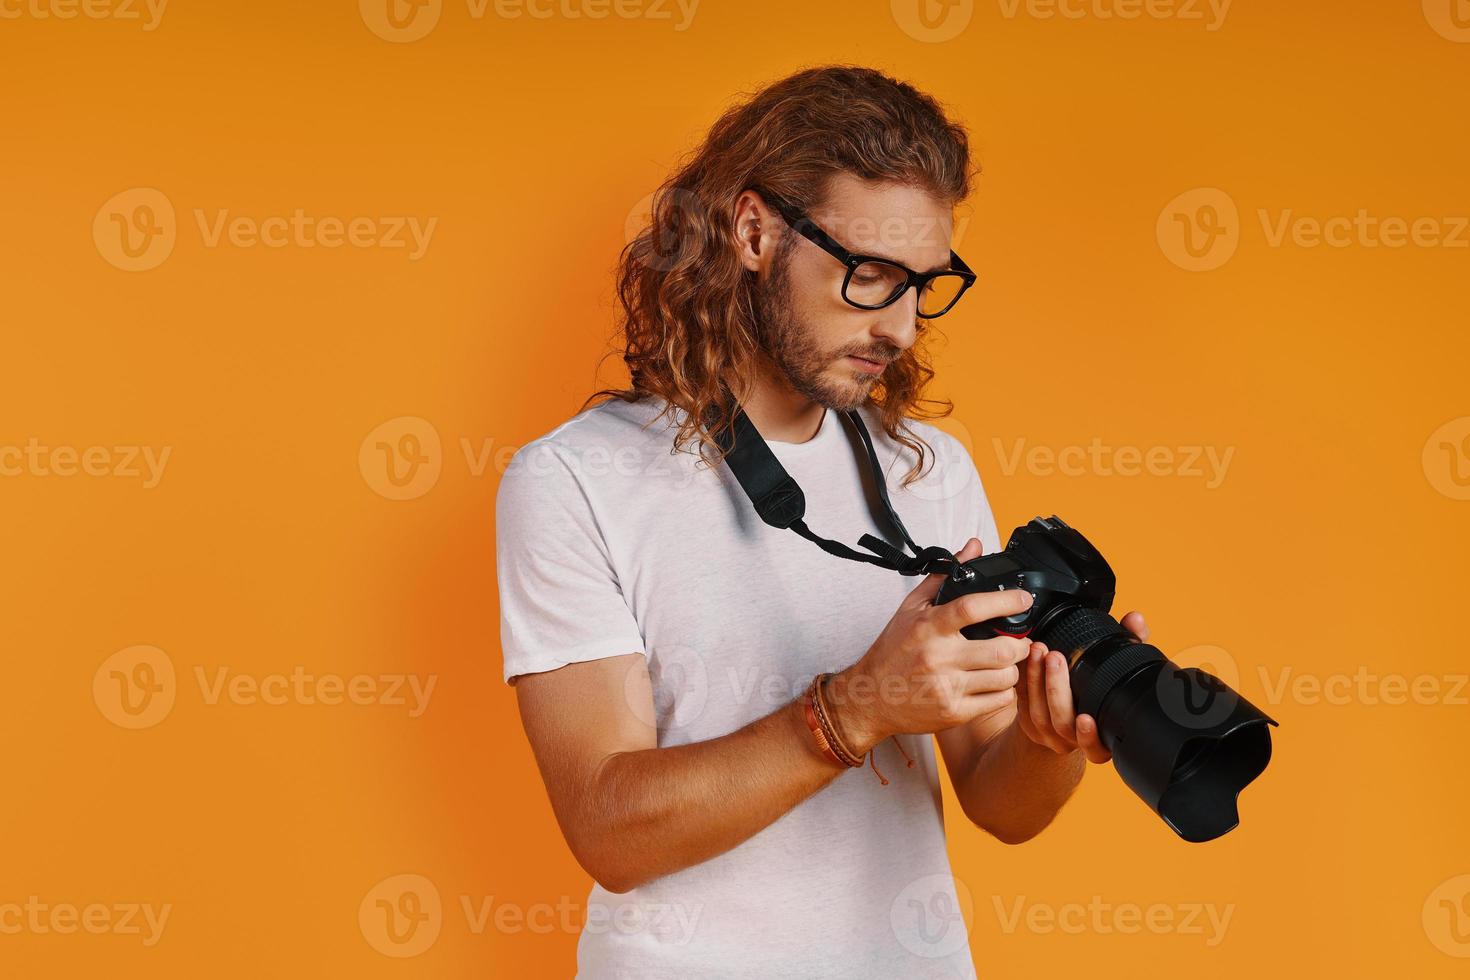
[732, 189, 781, 275]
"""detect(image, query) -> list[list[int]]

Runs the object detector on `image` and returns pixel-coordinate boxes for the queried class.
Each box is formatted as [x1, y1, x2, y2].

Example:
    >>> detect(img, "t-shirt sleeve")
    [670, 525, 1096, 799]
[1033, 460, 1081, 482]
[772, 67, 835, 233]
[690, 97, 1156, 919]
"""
[494, 440, 646, 686]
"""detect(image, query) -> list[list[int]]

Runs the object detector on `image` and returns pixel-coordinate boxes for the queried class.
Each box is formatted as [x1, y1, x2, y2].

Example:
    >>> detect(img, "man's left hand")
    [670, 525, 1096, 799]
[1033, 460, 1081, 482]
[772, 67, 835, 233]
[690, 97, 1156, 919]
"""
[1014, 611, 1149, 763]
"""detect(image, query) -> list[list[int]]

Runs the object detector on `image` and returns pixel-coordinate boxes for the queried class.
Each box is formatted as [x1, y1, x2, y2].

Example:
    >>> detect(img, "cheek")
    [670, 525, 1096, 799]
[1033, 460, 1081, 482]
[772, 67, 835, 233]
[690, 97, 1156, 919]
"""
[786, 261, 862, 353]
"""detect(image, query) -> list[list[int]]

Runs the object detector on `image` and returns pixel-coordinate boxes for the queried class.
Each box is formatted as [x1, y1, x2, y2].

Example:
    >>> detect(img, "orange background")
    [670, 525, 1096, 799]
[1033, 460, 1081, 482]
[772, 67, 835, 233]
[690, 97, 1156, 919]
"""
[3, 0, 1468, 976]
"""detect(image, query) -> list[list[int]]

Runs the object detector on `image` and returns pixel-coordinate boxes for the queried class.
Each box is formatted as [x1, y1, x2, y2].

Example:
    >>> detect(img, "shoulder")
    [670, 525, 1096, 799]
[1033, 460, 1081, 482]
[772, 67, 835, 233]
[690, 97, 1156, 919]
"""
[497, 396, 685, 508]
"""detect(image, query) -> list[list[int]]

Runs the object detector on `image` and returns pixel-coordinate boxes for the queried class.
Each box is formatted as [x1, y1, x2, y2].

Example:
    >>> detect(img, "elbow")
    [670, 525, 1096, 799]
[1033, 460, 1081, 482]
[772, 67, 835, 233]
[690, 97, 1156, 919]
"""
[987, 824, 1043, 846]
[568, 836, 648, 895]
[580, 858, 646, 895]
[975, 812, 1053, 845]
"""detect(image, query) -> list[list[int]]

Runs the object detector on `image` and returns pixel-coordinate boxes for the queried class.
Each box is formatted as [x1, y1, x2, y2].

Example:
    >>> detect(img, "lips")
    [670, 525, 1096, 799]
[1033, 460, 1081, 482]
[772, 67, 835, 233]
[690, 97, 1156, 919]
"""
[846, 355, 888, 375]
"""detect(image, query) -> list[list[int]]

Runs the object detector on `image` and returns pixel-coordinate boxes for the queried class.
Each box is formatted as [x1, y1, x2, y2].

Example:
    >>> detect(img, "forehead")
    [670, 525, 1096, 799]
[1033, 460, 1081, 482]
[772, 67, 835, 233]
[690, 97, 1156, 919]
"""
[808, 173, 955, 271]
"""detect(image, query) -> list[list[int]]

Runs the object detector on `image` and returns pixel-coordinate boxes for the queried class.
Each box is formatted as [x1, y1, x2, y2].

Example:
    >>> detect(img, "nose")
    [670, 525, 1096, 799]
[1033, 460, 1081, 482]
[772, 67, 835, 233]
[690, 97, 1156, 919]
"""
[869, 286, 920, 352]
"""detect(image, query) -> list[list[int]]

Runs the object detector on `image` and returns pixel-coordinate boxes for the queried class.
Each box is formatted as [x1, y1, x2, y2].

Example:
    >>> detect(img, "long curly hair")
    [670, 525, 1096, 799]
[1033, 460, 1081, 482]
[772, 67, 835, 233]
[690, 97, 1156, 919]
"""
[583, 65, 978, 487]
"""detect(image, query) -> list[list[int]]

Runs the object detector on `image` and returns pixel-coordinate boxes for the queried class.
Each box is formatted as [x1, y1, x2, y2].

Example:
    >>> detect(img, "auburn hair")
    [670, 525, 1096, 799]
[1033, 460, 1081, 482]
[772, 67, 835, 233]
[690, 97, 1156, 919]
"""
[583, 64, 978, 487]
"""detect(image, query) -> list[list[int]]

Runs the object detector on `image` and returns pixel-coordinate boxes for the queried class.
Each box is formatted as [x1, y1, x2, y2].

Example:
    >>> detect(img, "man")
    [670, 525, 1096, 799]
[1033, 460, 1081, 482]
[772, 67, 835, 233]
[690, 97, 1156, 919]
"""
[496, 65, 1148, 978]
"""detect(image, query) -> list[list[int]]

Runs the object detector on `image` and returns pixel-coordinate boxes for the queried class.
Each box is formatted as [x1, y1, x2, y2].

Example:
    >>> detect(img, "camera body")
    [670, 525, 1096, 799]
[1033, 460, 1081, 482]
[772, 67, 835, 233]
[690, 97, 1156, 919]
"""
[934, 515, 1116, 642]
[934, 515, 1279, 844]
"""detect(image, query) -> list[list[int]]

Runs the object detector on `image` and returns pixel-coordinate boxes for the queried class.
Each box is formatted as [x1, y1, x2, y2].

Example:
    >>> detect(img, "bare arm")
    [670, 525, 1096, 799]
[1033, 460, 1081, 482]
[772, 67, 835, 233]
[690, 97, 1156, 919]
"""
[515, 652, 846, 894]
[516, 567, 1035, 893]
[932, 537, 1149, 844]
[935, 702, 1085, 844]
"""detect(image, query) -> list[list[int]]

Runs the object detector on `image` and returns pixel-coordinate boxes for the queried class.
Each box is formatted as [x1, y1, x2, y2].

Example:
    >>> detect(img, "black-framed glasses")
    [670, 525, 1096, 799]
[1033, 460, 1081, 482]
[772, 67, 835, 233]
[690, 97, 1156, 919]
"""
[753, 188, 977, 319]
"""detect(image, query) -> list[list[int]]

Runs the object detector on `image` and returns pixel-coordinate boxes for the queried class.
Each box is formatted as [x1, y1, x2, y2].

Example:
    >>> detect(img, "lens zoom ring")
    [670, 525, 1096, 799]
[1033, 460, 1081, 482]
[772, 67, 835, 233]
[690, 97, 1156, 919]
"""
[1076, 643, 1166, 719]
[1040, 607, 1124, 658]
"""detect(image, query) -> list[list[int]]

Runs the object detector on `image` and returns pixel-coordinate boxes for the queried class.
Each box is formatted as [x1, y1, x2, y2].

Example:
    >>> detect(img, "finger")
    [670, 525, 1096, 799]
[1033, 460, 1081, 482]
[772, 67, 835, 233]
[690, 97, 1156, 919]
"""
[1025, 645, 1061, 749]
[1043, 650, 1077, 744]
[1014, 647, 1039, 742]
[955, 536, 984, 563]
[935, 586, 1033, 635]
[957, 661, 1022, 696]
[908, 538, 985, 610]
[1076, 714, 1112, 764]
[906, 563, 956, 609]
[1121, 610, 1149, 642]
[961, 686, 1016, 723]
[954, 635, 1031, 672]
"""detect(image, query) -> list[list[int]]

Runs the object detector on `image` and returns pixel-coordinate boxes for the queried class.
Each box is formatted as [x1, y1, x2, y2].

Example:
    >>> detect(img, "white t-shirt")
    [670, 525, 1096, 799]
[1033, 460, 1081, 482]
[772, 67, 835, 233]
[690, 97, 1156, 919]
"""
[496, 395, 1002, 980]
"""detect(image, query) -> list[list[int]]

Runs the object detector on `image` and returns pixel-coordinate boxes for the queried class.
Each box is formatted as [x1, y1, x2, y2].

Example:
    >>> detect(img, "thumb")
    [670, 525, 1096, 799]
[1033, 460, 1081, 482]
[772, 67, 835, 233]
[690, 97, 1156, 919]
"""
[906, 537, 984, 608]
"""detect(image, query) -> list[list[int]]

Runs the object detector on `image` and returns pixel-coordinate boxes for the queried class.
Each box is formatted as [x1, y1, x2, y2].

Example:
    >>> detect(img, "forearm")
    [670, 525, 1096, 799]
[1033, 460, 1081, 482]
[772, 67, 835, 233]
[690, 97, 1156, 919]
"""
[575, 698, 845, 892]
[954, 720, 1086, 844]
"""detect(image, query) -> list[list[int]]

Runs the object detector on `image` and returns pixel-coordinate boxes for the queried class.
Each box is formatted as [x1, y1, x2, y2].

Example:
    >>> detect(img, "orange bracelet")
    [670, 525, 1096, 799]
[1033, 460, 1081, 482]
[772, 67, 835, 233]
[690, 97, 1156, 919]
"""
[801, 675, 860, 768]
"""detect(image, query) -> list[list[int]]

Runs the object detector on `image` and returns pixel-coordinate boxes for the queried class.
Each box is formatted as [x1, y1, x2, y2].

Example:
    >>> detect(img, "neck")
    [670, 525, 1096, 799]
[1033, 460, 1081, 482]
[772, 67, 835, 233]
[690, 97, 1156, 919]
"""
[736, 366, 831, 444]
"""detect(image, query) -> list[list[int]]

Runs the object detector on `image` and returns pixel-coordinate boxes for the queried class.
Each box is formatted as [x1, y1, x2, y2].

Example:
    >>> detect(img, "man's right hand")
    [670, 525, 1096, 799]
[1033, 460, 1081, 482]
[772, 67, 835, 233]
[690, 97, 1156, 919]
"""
[825, 539, 1033, 754]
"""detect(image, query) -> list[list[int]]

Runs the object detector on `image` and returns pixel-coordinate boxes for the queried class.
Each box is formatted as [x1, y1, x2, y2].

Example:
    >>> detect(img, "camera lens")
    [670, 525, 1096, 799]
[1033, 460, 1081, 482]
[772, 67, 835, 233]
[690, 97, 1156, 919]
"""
[1036, 606, 1278, 843]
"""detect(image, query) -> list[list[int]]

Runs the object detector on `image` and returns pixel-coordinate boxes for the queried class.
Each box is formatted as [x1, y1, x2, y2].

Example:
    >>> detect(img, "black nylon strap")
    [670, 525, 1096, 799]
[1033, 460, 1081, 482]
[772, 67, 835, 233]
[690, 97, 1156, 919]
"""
[710, 402, 960, 578]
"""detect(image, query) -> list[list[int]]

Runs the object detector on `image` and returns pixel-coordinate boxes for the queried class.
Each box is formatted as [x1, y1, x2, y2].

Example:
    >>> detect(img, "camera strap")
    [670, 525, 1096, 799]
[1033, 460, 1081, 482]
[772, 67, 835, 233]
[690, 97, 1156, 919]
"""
[709, 402, 963, 577]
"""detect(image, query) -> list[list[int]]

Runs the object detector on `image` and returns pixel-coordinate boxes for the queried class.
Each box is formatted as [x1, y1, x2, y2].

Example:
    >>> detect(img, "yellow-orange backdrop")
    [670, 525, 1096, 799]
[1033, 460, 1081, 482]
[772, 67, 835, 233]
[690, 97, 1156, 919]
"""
[2, 1, 1468, 976]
